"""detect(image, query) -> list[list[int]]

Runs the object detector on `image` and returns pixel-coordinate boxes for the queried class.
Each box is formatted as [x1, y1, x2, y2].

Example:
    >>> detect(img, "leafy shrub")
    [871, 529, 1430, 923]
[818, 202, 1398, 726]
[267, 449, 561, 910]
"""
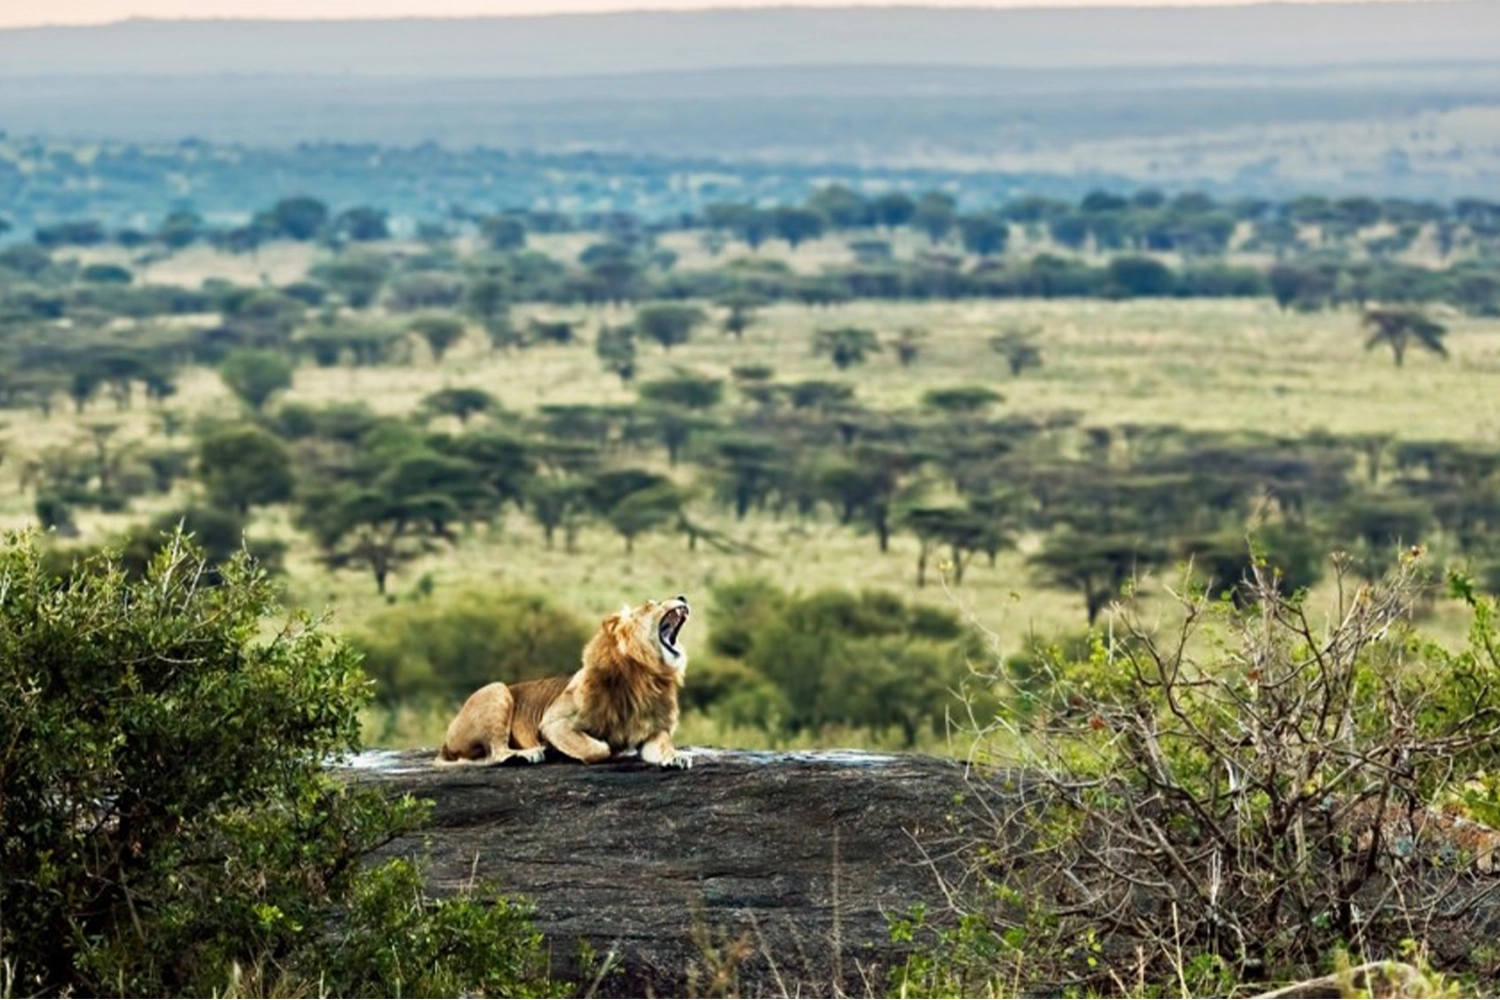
[0, 530, 558, 997]
[357, 586, 592, 707]
[704, 580, 986, 744]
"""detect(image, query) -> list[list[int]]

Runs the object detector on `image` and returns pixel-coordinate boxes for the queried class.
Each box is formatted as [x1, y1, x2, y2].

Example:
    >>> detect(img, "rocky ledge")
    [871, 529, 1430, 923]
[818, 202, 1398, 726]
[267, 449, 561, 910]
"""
[342, 747, 990, 997]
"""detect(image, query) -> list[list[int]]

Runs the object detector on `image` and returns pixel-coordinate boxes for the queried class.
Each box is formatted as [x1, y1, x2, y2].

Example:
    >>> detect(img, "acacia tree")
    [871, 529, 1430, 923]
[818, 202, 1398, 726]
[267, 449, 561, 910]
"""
[922, 385, 1003, 420]
[197, 424, 294, 514]
[297, 452, 495, 593]
[408, 314, 468, 361]
[913, 191, 957, 245]
[891, 327, 928, 367]
[637, 375, 724, 466]
[420, 387, 497, 425]
[595, 324, 638, 384]
[604, 483, 684, 553]
[901, 505, 1011, 587]
[218, 349, 294, 412]
[813, 327, 881, 370]
[989, 328, 1044, 376]
[817, 445, 919, 552]
[720, 292, 762, 339]
[526, 477, 590, 551]
[635, 303, 706, 352]
[1361, 306, 1448, 367]
[1030, 532, 1169, 625]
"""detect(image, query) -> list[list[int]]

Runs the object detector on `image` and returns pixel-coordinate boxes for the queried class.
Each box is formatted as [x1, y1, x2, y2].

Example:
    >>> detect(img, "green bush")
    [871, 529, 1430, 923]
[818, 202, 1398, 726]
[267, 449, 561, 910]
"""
[357, 586, 593, 707]
[0, 530, 559, 997]
[704, 580, 986, 744]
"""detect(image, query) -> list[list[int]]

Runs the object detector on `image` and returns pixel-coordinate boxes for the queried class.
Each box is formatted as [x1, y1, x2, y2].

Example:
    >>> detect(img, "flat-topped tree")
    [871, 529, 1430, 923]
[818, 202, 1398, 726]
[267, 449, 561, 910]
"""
[771, 205, 826, 248]
[990, 327, 1044, 376]
[709, 434, 781, 520]
[638, 374, 725, 466]
[638, 373, 724, 411]
[719, 291, 762, 339]
[463, 276, 512, 344]
[816, 444, 920, 553]
[959, 212, 1010, 257]
[525, 477, 590, 551]
[260, 196, 328, 241]
[913, 191, 957, 245]
[1030, 531, 1170, 625]
[634, 302, 706, 352]
[813, 327, 881, 370]
[439, 431, 534, 511]
[333, 205, 388, 242]
[922, 385, 1003, 420]
[1361, 306, 1448, 366]
[891, 326, 928, 367]
[218, 349, 293, 412]
[421, 386, 496, 425]
[310, 252, 389, 308]
[408, 313, 467, 361]
[604, 482, 684, 554]
[594, 323, 637, 384]
[900, 504, 1014, 587]
[478, 213, 526, 251]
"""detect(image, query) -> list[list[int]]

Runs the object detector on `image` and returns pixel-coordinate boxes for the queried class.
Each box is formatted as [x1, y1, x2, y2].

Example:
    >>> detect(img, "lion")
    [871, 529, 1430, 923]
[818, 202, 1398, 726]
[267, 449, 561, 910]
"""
[435, 596, 693, 769]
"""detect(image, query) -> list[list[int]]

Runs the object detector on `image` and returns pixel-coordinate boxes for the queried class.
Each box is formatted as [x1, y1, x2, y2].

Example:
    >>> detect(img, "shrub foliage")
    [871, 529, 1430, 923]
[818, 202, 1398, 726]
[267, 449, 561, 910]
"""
[0, 530, 558, 997]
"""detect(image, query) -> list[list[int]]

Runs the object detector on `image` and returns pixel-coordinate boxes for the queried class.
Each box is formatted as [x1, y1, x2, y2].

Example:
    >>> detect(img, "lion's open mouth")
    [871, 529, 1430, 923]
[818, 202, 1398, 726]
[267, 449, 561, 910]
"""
[659, 604, 689, 656]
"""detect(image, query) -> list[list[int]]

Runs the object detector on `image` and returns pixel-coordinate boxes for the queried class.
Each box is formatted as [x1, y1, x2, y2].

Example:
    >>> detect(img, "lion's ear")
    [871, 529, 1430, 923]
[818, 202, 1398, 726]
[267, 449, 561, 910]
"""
[619, 602, 633, 617]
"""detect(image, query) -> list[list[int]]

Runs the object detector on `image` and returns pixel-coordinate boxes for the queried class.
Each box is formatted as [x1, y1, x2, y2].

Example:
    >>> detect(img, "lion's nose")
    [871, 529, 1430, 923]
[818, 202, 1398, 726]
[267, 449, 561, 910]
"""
[676, 595, 687, 604]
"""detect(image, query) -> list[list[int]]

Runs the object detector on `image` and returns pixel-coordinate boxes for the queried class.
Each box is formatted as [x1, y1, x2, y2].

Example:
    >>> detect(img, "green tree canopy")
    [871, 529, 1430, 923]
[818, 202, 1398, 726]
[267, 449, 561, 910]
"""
[1030, 532, 1170, 625]
[263, 196, 329, 241]
[635, 302, 707, 351]
[218, 349, 294, 412]
[1361, 306, 1448, 367]
[638, 373, 725, 411]
[421, 386, 497, 425]
[813, 327, 881, 370]
[989, 328, 1044, 376]
[196, 423, 294, 514]
[408, 313, 468, 361]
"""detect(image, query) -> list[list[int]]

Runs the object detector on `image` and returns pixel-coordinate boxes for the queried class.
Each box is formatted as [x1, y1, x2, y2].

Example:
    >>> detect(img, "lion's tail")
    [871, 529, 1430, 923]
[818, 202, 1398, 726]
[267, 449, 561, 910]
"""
[433, 743, 471, 767]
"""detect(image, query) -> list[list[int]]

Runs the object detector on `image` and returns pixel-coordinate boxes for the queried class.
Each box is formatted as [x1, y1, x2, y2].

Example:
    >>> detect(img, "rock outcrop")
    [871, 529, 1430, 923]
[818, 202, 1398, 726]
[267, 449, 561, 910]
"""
[343, 747, 987, 997]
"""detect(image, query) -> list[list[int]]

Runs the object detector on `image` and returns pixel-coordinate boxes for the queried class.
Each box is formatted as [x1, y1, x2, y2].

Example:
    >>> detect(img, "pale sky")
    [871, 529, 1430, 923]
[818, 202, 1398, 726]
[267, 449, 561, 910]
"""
[0, 0, 1449, 30]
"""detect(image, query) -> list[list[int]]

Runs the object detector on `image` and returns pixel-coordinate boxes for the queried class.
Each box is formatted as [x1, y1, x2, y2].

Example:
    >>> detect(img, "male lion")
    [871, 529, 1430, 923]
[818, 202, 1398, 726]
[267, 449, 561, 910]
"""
[435, 596, 693, 769]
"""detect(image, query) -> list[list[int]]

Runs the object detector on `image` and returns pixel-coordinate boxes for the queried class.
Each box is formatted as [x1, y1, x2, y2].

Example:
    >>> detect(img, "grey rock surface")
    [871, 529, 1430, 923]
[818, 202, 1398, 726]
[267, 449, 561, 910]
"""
[342, 747, 986, 997]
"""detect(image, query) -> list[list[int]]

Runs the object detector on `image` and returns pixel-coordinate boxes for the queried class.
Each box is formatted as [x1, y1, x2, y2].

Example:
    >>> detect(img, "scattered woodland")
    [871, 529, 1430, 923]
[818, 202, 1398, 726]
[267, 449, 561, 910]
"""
[5, 168, 1500, 747]
[6, 131, 1500, 995]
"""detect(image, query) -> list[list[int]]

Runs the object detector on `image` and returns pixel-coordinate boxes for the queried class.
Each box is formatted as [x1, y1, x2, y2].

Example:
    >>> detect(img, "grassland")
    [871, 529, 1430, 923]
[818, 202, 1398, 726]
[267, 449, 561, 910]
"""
[7, 243, 1498, 747]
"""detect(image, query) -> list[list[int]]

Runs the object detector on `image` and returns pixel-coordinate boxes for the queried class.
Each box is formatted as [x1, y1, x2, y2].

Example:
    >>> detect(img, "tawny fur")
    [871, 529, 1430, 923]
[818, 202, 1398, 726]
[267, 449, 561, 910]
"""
[435, 598, 691, 769]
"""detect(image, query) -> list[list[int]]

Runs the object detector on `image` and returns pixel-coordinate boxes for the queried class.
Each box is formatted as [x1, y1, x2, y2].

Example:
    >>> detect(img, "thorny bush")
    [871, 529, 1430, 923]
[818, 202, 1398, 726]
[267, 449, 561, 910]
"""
[911, 550, 1500, 996]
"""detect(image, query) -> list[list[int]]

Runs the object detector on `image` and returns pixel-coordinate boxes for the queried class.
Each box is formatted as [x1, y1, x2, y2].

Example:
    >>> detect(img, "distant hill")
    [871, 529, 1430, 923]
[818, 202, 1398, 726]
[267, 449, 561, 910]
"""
[2, 3, 1496, 200]
[0, 2, 1492, 78]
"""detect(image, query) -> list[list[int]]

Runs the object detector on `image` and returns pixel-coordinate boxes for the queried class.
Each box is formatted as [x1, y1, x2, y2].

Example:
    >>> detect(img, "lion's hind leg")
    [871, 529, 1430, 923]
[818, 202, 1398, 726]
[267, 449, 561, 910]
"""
[435, 682, 526, 767]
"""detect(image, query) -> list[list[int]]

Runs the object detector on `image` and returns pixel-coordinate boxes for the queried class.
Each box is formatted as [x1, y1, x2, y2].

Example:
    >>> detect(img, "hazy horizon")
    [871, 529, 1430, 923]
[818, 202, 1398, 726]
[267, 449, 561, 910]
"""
[0, 0, 1464, 30]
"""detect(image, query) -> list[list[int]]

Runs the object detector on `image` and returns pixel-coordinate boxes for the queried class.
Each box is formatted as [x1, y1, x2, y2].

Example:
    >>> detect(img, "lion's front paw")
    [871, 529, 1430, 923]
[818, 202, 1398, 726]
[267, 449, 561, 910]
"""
[661, 752, 693, 770]
[517, 747, 547, 764]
